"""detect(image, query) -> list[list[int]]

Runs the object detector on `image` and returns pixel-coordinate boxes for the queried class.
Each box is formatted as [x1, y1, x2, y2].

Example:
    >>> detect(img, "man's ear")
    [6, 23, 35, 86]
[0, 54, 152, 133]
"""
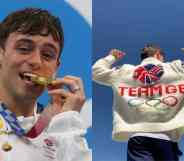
[52, 60, 60, 79]
[155, 51, 164, 62]
[57, 59, 60, 68]
[154, 50, 160, 59]
[55, 59, 61, 71]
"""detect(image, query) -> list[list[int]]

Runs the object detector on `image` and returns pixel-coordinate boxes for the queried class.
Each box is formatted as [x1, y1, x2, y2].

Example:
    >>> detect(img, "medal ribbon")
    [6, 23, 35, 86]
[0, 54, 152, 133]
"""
[0, 104, 25, 136]
[0, 103, 59, 138]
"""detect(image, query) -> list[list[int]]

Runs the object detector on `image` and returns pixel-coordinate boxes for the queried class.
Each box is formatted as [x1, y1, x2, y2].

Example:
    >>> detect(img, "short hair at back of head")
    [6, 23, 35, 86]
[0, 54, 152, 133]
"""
[140, 43, 165, 60]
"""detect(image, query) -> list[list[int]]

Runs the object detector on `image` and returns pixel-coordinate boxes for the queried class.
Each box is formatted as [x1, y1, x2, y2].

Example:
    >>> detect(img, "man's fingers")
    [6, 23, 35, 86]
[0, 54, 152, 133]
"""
[49, 76, 84, 94]
[63, 76, 85, 94]
[48, 89, 70, 107]
[48, 89, 71, 97]
[48, 88, 86, 112]
[109, 49, 126, 59]
[48, 76, 86, 113]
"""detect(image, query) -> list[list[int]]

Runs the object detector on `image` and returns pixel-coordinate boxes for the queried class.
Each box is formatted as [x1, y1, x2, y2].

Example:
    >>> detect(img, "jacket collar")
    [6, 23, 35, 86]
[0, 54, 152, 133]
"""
[141, 57, 162, 65]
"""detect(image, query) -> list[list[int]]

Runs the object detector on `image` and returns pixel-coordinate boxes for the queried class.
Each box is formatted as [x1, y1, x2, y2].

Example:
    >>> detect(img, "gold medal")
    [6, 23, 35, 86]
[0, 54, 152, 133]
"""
[0, 117, 4, 129]
[2, 142, 12, 151]
[23, 73, 53, 86]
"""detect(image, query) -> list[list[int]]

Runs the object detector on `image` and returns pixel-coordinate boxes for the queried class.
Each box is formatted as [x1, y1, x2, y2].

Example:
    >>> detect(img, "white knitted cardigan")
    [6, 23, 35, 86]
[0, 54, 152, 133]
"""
[93, 55, 184, 142]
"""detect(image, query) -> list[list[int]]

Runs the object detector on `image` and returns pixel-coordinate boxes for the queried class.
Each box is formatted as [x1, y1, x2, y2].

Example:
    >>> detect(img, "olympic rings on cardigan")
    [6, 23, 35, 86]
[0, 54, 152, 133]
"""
[128, 96, 178, 110]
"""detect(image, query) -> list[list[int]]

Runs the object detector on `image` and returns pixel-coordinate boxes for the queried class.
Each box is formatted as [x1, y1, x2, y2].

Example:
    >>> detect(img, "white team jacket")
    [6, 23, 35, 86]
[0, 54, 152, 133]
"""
[0, 111, 91, 161]
[93, 55, 184, 142]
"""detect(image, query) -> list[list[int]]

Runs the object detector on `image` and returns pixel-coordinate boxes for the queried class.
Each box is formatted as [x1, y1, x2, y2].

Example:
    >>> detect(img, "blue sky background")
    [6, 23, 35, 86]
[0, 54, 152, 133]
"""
[93, 0, 184, 161]
[0, 0, 92, 149]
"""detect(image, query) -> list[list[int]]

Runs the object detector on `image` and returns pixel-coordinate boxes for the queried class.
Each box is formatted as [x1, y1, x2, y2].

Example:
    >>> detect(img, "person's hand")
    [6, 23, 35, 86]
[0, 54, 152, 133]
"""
[47, 75, 86, 114]
[26, 76, 85, 138]
[109, 49, 126, 60]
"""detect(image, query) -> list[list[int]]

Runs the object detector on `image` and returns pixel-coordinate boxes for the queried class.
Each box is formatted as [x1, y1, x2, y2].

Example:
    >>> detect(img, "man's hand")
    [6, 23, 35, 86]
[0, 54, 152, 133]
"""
[48, 76, 86, 114]
[109, 49, 126, 60]
[26, 76, 85, 138]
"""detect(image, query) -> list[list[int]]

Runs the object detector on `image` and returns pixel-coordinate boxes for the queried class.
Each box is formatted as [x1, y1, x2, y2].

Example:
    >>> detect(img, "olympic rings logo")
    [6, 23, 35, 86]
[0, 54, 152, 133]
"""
[128, 96, 178, 110]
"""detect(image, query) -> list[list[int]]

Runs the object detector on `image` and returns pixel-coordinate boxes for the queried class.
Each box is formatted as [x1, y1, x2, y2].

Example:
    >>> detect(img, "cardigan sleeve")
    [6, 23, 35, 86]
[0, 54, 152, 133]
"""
[46, 111, 91, 161]
[92, 55, 123, 86]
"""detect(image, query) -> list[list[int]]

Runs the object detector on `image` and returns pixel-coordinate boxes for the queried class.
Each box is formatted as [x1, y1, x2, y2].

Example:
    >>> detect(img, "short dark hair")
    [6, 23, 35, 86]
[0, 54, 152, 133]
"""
[0, 8, 64, 55]
[140, 44, 165, 60]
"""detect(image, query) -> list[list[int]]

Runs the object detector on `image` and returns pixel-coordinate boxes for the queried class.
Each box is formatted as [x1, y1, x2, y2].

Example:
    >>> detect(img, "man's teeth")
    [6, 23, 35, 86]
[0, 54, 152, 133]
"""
[22, 73, 53, 86]
[23, 73, 37, 78]
[22, 73, 48, 85]
[22, 73, 37, 81]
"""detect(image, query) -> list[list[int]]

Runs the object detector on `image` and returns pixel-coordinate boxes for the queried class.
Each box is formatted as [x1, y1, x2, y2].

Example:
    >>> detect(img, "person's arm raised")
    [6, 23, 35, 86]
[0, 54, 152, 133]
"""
[92, 49, 125, 86]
